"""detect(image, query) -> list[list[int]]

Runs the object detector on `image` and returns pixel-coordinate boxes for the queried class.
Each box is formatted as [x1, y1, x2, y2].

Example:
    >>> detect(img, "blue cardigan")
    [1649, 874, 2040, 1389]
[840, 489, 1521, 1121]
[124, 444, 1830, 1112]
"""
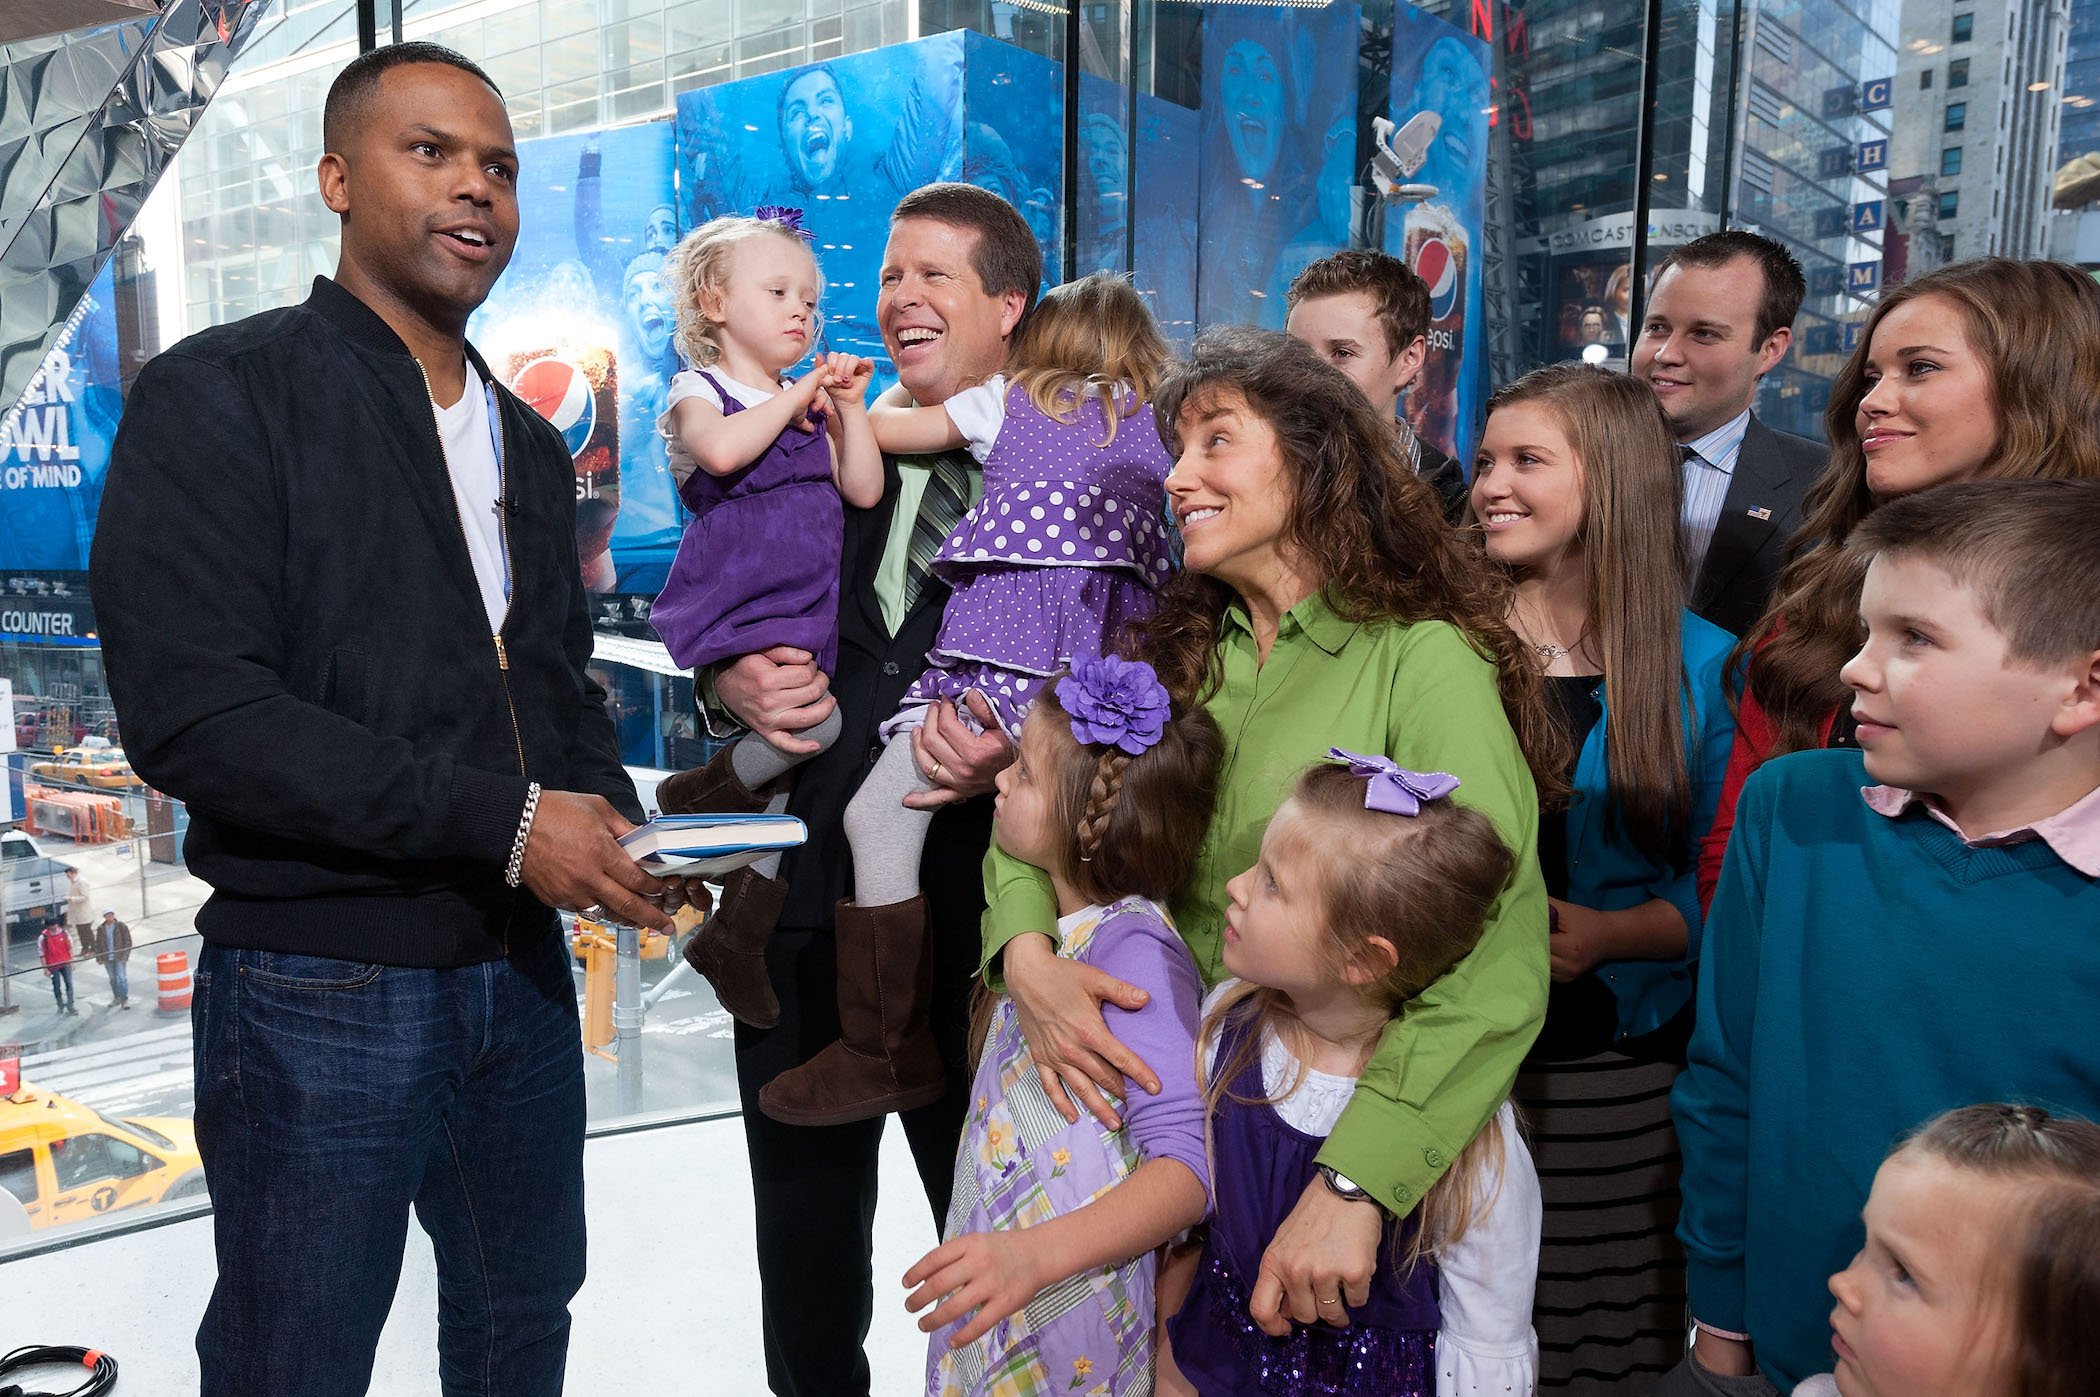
[1562, 609, 1737, 1039]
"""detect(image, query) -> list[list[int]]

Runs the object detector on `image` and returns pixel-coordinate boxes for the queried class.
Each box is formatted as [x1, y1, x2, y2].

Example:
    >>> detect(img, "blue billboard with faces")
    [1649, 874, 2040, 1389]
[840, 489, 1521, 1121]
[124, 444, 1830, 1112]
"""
[673, 31, 1065, 402]
[1386, 4, 1491, 466]
[1196, 4, 1362, 332]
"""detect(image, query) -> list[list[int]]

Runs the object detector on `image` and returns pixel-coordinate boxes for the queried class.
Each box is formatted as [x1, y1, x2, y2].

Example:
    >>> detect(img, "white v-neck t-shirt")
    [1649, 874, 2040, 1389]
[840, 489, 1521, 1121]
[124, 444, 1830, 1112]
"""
[433, 370, 509, 631]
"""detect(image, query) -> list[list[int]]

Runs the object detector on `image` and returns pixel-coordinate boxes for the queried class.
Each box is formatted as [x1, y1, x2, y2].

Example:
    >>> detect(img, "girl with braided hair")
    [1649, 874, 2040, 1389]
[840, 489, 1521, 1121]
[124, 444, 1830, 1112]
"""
[905, 655, 1222, 1395]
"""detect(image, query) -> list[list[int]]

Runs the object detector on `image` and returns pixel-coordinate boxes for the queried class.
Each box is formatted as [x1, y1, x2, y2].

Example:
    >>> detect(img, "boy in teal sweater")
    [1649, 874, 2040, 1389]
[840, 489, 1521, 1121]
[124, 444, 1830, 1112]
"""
[1671, 479, 2100, 1392]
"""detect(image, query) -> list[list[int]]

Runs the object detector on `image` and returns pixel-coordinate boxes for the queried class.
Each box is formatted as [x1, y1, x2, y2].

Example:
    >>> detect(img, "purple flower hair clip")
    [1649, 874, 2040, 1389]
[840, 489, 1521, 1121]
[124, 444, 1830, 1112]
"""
[1324, 748, 1460, 816]
[753, 205, 814, 241]
[1056, 655, 1172, 756]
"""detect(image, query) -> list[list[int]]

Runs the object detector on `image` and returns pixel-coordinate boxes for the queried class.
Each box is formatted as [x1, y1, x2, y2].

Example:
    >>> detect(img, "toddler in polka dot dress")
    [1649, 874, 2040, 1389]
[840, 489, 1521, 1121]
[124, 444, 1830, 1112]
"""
[755, 272, 1178, 1129]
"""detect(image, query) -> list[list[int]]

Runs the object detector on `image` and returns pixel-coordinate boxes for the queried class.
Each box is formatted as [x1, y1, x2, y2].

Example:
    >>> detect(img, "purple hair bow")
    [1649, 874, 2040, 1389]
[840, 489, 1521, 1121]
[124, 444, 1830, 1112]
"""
[1057, 655, 1172, 756]
[1325, 748, 1460, 816]
[753, 205, 814, 241]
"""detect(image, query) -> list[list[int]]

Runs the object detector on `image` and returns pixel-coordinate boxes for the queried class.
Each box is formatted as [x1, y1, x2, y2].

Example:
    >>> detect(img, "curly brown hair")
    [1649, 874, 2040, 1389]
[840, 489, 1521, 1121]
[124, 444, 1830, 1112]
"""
[1740, 258, 2100, 755]
[1132, 328, 1568, 798]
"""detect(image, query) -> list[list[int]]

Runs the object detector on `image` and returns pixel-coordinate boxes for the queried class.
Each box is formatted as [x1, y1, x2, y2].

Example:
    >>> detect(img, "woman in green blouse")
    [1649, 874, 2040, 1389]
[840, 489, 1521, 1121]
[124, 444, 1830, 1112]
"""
[981, 328, 1564, 1329]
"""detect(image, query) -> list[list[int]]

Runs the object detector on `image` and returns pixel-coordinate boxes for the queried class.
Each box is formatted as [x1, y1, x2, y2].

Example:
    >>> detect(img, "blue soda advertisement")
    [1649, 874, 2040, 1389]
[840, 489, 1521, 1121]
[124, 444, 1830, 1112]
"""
[0, 263, 122, 573]
[1386, 4, 1491, 465]
[470, 121, 682, 597]
[1196, 4, 1361, 331]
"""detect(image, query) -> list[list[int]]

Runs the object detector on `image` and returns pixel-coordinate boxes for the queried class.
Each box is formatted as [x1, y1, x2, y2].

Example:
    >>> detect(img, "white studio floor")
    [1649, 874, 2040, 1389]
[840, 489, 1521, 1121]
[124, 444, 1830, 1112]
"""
[2, 1115, 939, 1394]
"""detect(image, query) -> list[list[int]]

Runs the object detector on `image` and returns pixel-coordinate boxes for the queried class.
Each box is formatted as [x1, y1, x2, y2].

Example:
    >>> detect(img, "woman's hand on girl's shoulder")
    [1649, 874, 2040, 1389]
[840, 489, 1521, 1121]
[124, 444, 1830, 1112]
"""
[902, 1230, 1046, 1349]
[1005, 932, 1159, 1129]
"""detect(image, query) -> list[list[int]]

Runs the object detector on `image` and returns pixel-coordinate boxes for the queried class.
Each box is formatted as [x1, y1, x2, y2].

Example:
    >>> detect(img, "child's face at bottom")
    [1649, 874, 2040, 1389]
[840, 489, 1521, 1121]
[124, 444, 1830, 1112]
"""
[1840, 554, 2089, 816]
[1825, 1153, 2017, 1397]
[992, 717, 1062, 873]
[1220, 804, 1335, 996]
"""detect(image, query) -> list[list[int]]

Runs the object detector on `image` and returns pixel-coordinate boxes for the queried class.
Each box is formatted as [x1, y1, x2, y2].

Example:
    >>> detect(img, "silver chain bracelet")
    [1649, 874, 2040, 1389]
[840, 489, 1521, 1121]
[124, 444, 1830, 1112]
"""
[504, 781, 542, 888]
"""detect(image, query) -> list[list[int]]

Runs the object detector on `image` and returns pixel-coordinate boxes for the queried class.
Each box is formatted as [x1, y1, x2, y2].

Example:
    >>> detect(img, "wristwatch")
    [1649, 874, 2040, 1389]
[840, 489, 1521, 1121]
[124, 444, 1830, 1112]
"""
[1318, 1165, 1374, 1204]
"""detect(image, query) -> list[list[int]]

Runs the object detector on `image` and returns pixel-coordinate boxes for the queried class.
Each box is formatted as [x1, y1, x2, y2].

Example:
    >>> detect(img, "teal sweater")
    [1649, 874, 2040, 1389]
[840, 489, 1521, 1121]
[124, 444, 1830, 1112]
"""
[1673, 749, 2100, 1392]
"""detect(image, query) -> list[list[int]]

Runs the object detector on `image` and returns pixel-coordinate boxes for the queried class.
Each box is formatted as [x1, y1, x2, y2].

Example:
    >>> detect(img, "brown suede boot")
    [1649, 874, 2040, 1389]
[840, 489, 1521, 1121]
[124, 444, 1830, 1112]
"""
[758, 897, 945, 1126]
[683, 865, 788, 1028]
[656, 741, 775, 816]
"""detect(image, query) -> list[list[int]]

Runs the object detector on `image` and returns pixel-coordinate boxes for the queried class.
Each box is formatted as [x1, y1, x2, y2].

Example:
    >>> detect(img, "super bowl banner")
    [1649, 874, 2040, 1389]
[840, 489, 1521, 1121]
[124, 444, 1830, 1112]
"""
[1386, 3, 1491, 466]
[470, 121, 681, 597]
[1196, 4, 1362, 333]
[0, 263, 122, 574]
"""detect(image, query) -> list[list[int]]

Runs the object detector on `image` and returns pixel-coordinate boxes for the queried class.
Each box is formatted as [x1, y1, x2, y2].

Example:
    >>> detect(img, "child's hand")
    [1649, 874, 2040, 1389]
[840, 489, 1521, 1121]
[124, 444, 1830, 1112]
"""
[902, 1230, 1045, 1348]
[822, 352, 874, 409]
[784, 361, 831, 433]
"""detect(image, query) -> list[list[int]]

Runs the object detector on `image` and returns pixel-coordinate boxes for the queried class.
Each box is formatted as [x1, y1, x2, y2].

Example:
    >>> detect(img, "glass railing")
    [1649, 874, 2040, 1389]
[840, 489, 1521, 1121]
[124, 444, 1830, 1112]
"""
[1, 766, 742, 1261]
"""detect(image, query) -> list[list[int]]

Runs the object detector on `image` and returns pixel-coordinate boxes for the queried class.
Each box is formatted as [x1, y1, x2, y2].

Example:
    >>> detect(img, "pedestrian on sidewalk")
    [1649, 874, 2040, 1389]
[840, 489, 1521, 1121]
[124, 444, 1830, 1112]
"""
[98, 910, 134, 1008]
[67, 870, 93, 957]
[39, 921, 76, 1016]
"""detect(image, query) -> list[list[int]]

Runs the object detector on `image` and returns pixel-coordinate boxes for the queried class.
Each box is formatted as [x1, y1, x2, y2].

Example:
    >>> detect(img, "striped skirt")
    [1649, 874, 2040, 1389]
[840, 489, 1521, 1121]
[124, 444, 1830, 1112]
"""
[1515, 1050, 1688, 1394]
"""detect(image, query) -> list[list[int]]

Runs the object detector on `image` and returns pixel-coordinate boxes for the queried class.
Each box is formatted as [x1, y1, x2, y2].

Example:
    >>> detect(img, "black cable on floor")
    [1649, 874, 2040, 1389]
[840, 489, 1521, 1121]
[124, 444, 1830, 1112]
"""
[0, 1345, 119, 1397]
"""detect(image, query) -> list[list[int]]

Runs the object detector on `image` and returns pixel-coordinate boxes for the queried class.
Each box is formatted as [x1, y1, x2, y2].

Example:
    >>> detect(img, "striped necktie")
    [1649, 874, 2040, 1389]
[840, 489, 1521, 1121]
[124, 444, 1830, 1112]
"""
[903, 449, 972, 612]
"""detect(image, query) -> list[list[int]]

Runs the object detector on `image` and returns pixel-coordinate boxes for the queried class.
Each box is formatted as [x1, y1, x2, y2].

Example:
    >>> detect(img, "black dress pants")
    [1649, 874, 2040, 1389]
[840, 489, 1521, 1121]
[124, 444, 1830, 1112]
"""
[734, 854, 986, 1396]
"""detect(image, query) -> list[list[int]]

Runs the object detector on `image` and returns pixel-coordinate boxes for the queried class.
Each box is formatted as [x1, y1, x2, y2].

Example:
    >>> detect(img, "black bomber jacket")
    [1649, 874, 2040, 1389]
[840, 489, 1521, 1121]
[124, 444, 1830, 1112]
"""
[90, 277, 642, 967]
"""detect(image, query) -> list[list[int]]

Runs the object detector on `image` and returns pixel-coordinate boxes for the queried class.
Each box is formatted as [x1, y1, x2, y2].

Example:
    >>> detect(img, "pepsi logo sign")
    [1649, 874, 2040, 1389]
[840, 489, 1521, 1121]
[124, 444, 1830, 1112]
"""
[1412, 237, 1460, 322]
[511, 356, 596, 458]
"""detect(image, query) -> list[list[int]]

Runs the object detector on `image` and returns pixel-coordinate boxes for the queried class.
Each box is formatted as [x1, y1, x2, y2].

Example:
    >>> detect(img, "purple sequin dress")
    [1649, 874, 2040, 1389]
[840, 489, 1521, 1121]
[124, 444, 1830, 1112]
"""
[887, 382, 1172, 740]
[1167, 1009, 1439, 1396]
[650, 369, 842, 673]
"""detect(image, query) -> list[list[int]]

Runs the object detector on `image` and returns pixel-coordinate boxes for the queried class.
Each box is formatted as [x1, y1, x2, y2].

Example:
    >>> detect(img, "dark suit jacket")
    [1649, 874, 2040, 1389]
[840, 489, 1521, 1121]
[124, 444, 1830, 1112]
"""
[775, 453, 995, 936]
[1690, 414, 1827, 641]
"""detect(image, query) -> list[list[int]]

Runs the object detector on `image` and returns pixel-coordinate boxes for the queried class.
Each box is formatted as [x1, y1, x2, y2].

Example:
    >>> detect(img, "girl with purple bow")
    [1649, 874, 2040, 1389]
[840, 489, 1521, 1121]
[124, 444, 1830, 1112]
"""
[905, 655, 1221, 1396]
[1158, 754, 1542, 1397]
[648, 210, 881, 1028]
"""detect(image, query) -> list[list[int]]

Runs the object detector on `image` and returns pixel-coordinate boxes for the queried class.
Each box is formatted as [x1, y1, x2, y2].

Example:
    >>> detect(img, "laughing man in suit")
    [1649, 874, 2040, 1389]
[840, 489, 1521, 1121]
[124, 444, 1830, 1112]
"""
[1632, 231, 1827, 639]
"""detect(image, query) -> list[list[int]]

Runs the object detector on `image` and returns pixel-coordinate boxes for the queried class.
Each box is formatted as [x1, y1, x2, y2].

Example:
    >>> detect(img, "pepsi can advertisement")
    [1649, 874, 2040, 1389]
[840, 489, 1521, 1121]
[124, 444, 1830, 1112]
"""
[470, 122, 681, 597]
[1386, 5, 1491, 467]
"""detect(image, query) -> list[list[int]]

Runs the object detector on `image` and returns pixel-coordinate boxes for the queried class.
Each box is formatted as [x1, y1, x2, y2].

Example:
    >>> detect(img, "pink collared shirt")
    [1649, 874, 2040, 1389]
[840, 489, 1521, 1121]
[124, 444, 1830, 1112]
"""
[1860, 782, 2100, 877]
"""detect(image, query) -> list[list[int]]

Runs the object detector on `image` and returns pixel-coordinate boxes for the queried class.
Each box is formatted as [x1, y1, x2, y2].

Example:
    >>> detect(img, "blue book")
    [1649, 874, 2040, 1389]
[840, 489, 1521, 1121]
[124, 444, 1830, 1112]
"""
[618, 813, 807, 877]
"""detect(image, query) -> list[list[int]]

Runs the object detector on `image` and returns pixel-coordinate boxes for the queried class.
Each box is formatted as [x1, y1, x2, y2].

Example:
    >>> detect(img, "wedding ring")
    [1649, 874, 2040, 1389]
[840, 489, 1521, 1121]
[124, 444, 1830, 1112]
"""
[932, 761, 946, 783]
[1316, 1295, 1340, 1306]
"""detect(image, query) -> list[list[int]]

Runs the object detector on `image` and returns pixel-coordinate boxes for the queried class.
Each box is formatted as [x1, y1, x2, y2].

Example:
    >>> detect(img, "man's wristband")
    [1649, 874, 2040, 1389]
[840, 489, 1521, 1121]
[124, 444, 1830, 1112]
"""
[695, 666, 745, 741]
[505, 782, 542, 888]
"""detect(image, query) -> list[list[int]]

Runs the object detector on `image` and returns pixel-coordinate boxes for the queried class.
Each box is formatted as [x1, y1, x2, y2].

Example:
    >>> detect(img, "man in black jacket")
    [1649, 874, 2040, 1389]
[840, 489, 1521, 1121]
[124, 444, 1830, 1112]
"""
[1632, 231, 1829, 640]
[90, 44, 686, 1397]
[680, 184, 1034, 1396]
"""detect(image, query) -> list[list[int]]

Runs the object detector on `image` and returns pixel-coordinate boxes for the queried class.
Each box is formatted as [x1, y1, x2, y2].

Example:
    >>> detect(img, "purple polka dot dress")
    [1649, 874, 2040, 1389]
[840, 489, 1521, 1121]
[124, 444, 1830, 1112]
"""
[888, 382, 1173, 740]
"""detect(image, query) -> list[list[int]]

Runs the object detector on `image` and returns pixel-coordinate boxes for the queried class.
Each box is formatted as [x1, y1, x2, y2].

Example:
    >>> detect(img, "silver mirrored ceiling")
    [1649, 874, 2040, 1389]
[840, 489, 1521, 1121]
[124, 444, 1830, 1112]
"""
[0, 0, 271, 429]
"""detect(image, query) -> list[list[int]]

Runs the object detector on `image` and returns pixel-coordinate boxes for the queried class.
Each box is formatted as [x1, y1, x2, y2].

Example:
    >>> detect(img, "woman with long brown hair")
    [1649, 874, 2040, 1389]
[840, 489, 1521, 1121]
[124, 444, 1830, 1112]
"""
[980, 327, 1564, 1337]
[1469, 365, 1738, 1391]
[1696, 258, 2100, 908]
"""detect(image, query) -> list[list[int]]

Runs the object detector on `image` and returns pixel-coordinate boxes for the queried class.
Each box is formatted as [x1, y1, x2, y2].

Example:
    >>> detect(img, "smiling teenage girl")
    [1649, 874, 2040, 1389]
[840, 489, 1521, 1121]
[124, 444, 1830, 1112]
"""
[1694, 259, 2100, 911]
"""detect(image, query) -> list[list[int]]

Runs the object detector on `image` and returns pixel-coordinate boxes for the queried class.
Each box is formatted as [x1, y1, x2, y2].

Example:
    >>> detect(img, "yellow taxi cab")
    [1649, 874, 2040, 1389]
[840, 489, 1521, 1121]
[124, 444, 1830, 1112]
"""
[28, 746, 143, 790]
[0, 1084, 206, 1230]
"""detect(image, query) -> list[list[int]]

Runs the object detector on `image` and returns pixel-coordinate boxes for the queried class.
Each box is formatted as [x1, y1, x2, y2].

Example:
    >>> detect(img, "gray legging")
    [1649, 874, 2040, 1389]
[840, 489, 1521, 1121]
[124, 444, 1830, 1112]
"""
[838, 731, 939, 908]
[726, 707, 844, 879]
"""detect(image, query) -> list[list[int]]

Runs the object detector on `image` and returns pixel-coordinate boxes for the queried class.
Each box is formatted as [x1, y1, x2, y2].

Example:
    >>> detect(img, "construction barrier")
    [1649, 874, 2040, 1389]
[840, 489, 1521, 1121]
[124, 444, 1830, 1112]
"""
[156, 951, 192, 1015]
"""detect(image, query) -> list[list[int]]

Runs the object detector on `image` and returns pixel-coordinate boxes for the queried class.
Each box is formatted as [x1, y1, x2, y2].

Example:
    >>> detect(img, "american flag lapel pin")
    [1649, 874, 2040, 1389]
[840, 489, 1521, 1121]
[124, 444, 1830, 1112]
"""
[1748, 506, 1773, 521]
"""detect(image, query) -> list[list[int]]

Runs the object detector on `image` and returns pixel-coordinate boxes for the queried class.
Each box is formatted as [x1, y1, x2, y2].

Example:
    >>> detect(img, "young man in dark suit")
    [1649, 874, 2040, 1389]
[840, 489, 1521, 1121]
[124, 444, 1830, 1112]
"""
[1633, 231, 1828, 639]
[673, 184, 1037, 1397]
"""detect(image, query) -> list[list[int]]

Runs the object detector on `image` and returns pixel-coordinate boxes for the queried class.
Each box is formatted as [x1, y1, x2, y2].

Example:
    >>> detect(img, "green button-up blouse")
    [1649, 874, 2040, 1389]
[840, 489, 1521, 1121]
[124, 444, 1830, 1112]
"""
[980, 589, 1548, 1213]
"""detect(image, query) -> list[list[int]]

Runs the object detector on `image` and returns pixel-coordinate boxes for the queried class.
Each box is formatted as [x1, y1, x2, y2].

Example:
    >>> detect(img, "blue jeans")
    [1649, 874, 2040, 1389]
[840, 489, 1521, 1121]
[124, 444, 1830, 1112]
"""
[47, 964, 73, 1010]
[192, 931, 586, 1397]
[107, 959, 129, 1003]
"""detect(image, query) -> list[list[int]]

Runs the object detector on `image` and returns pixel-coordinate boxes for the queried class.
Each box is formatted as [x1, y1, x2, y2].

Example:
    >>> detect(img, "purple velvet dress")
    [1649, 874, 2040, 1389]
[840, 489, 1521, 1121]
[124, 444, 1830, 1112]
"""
[1167, 1010, 1440, 1396]
[889, 382, 1172, 740]
[650, 369, 842, 673]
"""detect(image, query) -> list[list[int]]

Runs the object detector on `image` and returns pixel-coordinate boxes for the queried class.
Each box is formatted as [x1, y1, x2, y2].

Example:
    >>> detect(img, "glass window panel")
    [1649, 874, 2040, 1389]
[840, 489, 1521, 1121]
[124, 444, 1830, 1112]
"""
[1951, 12, 1972, 42]
[1945, 101, 1966, 130]
[1948, 57, 1969, 87]
[1941, 145, 1962, 175]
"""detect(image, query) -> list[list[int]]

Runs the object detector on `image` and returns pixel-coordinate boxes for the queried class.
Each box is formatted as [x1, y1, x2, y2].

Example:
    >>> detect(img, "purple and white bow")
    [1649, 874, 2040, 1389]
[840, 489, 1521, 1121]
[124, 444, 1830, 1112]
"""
[753, 205, 814, 241]
[1324, 748, 1461, 816]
